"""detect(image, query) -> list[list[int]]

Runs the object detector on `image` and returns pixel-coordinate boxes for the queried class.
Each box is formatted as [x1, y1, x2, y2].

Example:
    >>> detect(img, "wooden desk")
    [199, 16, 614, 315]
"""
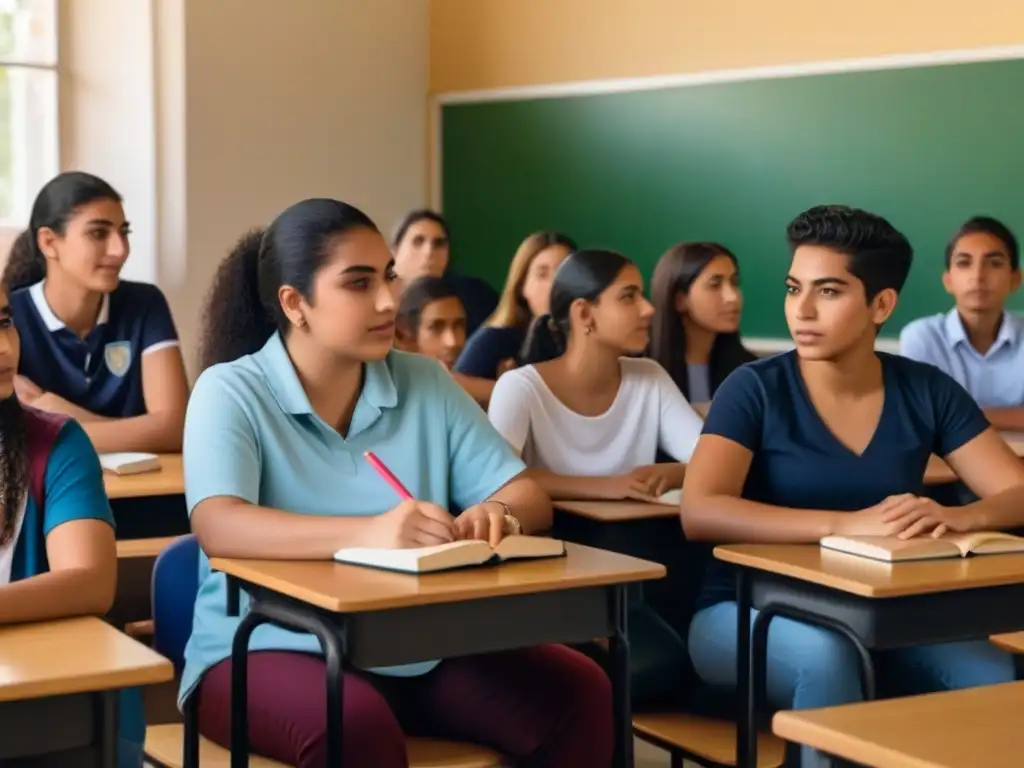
[213, 543, 664, 768]
[925, 431, 1024, 485]
[716, 544, 1024, 768]
[556, 499, 678, 523]
[0, 617, 172, 766]
[103, 454, 184, 500]
[773, 680, 1024, 768]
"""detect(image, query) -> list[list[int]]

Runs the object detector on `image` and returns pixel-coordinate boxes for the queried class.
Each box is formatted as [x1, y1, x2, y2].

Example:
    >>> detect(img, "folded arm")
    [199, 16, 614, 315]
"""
[0, 519, 116, 624]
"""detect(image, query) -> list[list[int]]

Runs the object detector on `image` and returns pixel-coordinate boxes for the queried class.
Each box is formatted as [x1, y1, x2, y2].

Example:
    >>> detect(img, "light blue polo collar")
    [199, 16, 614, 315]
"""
[255, 332, 398, 419]
[943, 309, 1020, 355]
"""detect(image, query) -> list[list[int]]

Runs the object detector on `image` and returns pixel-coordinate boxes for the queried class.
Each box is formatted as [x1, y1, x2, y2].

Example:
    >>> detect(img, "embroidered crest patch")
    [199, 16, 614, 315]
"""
[104, 341, 132, 377]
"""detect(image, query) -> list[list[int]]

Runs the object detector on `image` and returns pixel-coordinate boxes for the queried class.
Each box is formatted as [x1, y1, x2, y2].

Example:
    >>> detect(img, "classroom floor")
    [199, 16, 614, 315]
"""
[143, 738, 677, 767]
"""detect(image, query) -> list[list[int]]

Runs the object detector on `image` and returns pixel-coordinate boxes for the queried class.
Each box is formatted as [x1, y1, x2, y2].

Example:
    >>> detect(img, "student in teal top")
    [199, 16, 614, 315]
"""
[184, 199, 613, 768]
[0, 285, 143, 766]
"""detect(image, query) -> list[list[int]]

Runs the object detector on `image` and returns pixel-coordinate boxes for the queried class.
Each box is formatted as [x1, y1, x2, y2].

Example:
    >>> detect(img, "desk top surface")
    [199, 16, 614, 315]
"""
[0, 617, 173, 702]
[211, 542, 666, 613]
[714, 543, 1024, 597]
[773, 680, 1024, 768]
[555, 499, 679, 522]
[103, 454, 184, 500]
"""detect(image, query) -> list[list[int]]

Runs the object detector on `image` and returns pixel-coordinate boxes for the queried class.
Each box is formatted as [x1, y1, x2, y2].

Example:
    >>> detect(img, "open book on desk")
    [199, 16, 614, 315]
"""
[333, 535, 567, 574]
[820, 531, 1024, 563]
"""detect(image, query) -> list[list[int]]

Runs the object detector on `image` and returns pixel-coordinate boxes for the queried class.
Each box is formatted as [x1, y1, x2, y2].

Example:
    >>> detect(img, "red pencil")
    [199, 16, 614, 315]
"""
[363, 451, 413, 500]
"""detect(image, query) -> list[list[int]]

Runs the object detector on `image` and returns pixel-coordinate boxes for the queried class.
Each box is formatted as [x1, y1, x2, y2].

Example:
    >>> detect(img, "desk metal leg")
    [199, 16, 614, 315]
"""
[95, 690, 119, 768]
[229, 597, 348, 767]
[748, 603, 877, 768]
[735, 570, 753, 768]
[182, 694, 200, 768]
[230, 609, 266, 768]
[608, 584, 634, 768]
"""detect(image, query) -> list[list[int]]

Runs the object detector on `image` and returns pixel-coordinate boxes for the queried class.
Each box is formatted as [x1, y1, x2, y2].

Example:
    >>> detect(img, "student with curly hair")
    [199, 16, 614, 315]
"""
[0, 281, 143, 765]
[185, 199, 613, 767]
[682, 205, 1024, 768]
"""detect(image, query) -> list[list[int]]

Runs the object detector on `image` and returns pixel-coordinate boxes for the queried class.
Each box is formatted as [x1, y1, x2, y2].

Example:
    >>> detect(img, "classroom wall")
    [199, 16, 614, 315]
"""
[52, 0, 428, 376]
[429, 0, 1024, 93]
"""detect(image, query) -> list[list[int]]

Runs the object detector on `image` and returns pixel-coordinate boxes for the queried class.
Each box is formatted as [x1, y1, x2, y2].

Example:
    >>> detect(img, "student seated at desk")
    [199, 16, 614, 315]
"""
[649, 242, 756, 405]
[395, 276, 467, 370]
[454, 231, 576, 402]
[1, 171, 188, 454]
[682, 206, 1024, 768]
[185, 198, 612, 768]
[900, 216, 1024, 430]
[0, 285, 142, 766]
[391, 209, 498, 337]
[487, 249, 704, 500]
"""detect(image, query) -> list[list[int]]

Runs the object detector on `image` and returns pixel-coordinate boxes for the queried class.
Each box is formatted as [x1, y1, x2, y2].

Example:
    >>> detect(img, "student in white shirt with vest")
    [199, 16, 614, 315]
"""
[487, 249, 704, 501]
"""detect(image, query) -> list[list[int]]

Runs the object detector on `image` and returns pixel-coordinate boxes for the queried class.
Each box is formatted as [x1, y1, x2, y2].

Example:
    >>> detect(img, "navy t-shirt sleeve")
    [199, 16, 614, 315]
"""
[701, 366, 765, 452]
[928, 366, 990, 457]
[138, 285, 179, 353]
[455, 327, 520, 378]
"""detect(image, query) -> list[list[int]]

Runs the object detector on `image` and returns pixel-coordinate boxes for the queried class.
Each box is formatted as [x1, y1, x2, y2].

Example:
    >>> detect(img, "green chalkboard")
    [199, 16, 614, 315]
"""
[441, 59, 1024, 338]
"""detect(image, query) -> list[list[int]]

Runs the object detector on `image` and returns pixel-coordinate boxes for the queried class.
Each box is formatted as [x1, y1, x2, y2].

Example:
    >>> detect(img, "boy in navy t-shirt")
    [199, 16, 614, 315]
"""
[681, 205, 1024, 768]
[4, 172, 188, 457]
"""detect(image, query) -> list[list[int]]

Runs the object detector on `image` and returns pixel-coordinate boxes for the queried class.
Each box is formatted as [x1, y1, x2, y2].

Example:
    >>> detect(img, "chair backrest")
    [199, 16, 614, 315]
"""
[151, 534, 200, 675]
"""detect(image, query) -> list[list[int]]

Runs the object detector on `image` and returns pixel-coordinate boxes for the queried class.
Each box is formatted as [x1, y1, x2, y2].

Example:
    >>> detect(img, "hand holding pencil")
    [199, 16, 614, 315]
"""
[363, 451, 457, 548]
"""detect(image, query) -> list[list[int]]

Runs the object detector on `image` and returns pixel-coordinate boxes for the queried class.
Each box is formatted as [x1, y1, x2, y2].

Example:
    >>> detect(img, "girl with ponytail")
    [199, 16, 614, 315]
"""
[4, 171, 188, 455]
[183, 198, 612, 768]
[488, 249, 704, 502]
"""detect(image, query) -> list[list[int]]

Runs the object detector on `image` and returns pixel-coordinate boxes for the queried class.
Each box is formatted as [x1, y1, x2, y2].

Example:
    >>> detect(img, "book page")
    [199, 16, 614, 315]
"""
[492, 535, 565, 560]
[944, 531, 1024, 556]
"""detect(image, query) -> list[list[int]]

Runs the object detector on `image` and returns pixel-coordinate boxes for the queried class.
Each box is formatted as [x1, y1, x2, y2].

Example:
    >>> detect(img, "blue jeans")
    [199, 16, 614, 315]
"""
[689, 601, 1015, 768]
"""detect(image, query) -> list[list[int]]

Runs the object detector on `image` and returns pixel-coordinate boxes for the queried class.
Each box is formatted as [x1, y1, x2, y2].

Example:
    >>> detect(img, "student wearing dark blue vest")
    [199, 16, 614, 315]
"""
[681, 206, 1024, 768]
[0, 283, 144, 766]
[2, 172, 189, 456]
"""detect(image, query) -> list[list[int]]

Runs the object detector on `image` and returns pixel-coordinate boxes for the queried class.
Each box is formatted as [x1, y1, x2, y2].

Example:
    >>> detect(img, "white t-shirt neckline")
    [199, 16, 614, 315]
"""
[0, 494, 28, 586]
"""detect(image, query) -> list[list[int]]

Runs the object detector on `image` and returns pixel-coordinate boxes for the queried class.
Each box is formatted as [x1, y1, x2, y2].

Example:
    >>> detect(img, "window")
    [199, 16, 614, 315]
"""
[0, 0, 57, 227]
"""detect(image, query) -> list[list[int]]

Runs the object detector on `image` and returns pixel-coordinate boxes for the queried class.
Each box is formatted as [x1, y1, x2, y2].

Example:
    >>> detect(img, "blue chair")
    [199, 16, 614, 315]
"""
[141, 535, 502, 768]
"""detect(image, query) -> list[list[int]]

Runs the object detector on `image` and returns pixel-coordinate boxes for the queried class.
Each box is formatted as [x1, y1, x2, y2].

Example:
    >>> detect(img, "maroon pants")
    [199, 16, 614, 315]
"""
[196, 644, 613, 767]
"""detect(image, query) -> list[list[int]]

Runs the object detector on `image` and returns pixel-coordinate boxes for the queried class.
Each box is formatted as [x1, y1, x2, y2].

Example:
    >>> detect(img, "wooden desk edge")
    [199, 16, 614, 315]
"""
[210, 548, 667, 613]
[555, 501, 679, 522]
[116, 536, 181, 559]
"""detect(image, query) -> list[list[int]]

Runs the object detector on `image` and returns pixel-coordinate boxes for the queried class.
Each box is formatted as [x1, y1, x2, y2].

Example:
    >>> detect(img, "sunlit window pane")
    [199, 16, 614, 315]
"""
[0, 0, 56, 67]
[0, 65, 57, 224]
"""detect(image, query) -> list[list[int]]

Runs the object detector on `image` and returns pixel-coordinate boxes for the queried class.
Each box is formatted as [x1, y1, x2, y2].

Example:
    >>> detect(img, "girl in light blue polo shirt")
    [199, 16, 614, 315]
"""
[183, 199, 613, 768]
[0, 284, 143, 766]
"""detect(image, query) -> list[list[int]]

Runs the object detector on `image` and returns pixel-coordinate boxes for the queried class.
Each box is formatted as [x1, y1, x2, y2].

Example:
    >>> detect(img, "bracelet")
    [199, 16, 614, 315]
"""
[486, 500, 522, 535]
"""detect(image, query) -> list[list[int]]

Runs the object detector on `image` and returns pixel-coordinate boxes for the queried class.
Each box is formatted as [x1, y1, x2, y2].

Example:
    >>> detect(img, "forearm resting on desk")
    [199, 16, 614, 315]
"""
[0, 568, 115, 624]
[82, 410, 185, 454]
[524, 469, 617, 501]
[191, 498, 375, 560]
[982, 407, 1024, 432]
[963, 485, 1024, 531]
[681, 494, 839, 543]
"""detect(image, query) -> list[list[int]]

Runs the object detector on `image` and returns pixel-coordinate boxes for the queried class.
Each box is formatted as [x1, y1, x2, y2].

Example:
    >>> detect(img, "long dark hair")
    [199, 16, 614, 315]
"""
[198, 199, 379, 371]
[650, 242, 755, 399]
[519, 249, 632, 365]
[2, 172, 122, 293]
[0, 395, 28, 545]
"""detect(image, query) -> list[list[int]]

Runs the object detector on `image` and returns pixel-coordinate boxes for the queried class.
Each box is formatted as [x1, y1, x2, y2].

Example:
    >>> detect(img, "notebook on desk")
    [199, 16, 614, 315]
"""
[820, 531, 1024, 563]
[333, 535, 566, 574]
[99, 452, 162, 476]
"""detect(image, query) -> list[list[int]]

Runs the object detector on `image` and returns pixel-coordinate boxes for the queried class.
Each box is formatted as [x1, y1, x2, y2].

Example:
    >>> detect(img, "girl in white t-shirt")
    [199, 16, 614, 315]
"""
[488, 249, 704, 501]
